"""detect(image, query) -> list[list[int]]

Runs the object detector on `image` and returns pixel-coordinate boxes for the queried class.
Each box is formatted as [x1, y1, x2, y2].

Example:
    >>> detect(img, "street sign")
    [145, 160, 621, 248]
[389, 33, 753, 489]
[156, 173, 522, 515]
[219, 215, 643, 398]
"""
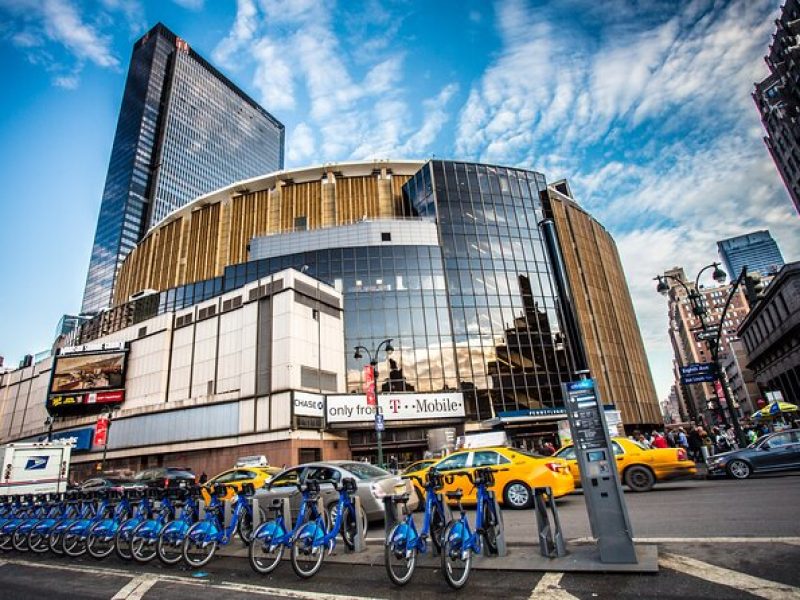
[682, 373, 716, 385]
[374, 413, 385, 432]
[363, 365, 376, 406]
[680, 362, 717, 385]
[694, 330, 719, 342]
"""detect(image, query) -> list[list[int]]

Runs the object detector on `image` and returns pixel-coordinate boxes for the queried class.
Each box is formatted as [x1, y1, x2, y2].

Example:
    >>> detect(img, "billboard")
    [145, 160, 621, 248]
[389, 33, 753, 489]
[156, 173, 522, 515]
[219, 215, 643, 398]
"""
[50, 351, 126, 394]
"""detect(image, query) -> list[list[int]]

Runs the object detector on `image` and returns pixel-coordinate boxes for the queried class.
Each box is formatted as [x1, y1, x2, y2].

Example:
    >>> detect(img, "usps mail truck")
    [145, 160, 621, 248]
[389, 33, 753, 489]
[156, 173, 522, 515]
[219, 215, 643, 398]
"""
[0, 442, 72, 495]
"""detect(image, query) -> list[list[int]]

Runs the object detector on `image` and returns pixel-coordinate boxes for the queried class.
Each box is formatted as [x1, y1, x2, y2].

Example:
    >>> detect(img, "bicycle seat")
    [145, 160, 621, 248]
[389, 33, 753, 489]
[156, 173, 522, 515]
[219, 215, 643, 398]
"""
[240, 483, 256, 496]
[445, 490, 463, 500]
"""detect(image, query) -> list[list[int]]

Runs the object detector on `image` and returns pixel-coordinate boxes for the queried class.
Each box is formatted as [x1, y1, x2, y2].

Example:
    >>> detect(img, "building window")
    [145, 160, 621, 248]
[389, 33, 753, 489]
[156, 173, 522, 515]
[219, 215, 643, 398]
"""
[381, 232, 391, 242]
[294, 216, 307, 231]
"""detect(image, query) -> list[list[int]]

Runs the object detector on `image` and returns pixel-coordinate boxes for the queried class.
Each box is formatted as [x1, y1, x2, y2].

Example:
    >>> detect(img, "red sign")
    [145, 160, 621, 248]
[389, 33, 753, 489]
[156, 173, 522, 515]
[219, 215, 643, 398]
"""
[93, 416, 109, 447]
[714, 381, 727, 407]
[87, 390, 125, 405]
[363, 365, 376, 406]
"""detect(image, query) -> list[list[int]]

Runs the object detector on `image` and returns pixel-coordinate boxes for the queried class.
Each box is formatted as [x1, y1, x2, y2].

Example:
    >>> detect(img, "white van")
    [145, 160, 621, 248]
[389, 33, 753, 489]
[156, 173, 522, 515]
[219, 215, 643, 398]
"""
[0, 442, 72, 496]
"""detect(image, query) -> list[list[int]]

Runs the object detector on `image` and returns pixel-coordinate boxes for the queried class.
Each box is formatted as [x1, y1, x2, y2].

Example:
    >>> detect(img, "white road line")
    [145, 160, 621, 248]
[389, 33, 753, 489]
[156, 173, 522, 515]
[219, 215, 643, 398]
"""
[570, 536, 800, 545]
[0, 558, 379, 600]
[111, 575, 158, 600]
[660, 552, 800, 600]
[529, 572, 579, 600]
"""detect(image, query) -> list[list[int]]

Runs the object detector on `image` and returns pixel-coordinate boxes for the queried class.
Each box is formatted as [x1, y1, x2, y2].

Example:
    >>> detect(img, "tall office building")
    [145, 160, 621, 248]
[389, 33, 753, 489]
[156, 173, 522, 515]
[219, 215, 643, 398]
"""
[81, 23, 285, 313]
[717, 230, 784, 278]
[754, 0, 800, 214]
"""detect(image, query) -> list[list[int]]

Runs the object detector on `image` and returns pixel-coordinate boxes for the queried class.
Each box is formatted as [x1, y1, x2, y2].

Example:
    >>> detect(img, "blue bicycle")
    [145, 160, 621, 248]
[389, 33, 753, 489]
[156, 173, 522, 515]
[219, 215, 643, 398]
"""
[29, 494, 73, 554]
[0, 495, 36, 550]
[131, 491, 177, 563]
[11, 494, 60, 552]
[115, 490, 157, 560]
[290, 477, 360, 579]
[440, 467, 506, 589]
[49, 492, 93, 555]
[384, 469, 447, 585]
[62, 491, 115, 556]
[86, 490, 135, 559]
[248, 478, 324, 574]
[182, 483, 256, 568]
[156, 486, 199, 565]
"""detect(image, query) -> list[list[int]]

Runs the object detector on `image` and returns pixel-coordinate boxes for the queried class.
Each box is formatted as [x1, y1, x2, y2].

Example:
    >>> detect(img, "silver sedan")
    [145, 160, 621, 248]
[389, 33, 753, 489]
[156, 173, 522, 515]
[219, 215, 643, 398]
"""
[253, 460, 419, 527]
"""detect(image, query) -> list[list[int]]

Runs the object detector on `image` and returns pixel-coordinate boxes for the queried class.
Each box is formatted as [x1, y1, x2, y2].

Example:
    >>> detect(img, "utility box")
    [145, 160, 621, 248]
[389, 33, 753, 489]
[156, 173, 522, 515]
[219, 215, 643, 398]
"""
[0, 442, 73, 495]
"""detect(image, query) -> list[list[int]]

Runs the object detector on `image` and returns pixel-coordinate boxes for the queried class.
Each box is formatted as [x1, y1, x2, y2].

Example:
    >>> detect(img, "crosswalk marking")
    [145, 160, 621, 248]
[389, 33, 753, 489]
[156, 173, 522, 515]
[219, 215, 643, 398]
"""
[111, 575, 158, 600]
[529, 572, 579, 599]
[660, 552, 800, 600]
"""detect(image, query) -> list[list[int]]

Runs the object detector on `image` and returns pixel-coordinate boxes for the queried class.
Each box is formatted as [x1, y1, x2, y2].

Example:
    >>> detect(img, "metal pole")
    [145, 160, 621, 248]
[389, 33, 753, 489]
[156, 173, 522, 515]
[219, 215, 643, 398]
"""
[100, 411, 113, 472]
[374, 361, 383, 469]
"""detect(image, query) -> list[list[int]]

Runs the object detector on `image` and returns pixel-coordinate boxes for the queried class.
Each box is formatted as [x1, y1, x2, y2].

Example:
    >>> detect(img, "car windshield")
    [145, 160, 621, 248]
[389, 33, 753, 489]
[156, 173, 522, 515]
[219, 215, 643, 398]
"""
[340, 463, 391, 480]
[402, 460, 434, 474]
[512, 448, 547, 459]
[165, 470, 194, 478]
[629, 440, 650, 451]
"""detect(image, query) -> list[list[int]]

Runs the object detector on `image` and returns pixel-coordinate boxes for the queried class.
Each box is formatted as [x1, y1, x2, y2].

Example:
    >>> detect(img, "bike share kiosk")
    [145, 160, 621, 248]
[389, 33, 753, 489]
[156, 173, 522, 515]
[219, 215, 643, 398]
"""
[562, 374, 637, 564]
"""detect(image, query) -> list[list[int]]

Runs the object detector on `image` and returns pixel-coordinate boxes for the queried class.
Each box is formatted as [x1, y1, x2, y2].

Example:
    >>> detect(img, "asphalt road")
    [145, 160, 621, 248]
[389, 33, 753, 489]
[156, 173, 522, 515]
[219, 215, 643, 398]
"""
[0, 474, 798, 599]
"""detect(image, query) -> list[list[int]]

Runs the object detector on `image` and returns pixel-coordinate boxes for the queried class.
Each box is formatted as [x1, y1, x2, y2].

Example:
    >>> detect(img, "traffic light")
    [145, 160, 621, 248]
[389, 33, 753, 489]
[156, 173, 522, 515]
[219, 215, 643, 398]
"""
[743, 271, 765, 306]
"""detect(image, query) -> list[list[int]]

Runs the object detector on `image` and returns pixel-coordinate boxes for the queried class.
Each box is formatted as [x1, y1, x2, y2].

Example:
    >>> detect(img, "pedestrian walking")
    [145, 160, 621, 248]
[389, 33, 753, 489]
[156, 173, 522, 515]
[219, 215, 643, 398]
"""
[677, 427, 689, 451]
[688, 427, 703, 462]
[652, 431, 668, 449]
[199, 471, 208, 484]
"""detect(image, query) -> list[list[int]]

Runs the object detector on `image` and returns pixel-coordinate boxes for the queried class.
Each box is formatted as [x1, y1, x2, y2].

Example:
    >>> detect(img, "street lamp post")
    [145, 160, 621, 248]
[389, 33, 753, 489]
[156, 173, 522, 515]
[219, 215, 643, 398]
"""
[353, 338, 394, 469]
[655, 263, 747, 447]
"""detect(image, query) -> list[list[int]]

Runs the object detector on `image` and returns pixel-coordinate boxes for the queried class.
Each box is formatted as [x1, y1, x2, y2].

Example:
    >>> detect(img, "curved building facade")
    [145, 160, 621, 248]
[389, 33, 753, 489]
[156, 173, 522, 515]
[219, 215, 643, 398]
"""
[2, 159, 659, 473]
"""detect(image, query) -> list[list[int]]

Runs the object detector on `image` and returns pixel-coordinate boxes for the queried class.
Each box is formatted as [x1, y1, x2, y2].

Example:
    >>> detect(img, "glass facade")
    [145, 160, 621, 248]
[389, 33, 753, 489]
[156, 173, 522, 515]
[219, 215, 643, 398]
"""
[82, 23, 285, 314]
[112, 160, 577, 423]
[408, 161, 575, 419]
[717, 230, 785, 279]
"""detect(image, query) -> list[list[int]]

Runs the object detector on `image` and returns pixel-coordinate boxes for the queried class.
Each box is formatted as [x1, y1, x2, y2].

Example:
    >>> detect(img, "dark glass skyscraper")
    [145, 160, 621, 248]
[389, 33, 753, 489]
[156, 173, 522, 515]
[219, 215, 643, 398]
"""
[717, 230, 784, 278]
[81, 23, 284, 313]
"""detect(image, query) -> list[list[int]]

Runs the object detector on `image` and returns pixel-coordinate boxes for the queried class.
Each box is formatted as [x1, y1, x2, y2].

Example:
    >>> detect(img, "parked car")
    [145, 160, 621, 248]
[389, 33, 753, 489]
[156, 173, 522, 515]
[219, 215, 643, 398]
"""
[132, 466, 196, 490]
[401, 459, 438, 475]
[79, 476, 144, 493]
[202, 465, 281, 502]
[554, 437, 696, 492]
[706, 429, 800, 479]
[403, 446, 574, 509]
[254, 461, 419, 528]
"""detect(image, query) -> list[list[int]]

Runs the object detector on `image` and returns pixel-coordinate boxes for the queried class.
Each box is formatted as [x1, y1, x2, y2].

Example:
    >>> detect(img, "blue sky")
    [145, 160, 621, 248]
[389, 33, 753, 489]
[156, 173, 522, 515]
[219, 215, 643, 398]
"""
[0, 0, 797, 403]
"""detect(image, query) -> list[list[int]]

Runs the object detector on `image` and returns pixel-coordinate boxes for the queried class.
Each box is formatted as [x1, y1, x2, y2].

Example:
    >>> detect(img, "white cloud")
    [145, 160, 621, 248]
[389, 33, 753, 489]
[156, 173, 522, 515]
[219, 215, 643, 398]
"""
[53, 73, 79, 89]
[400, 83, 459, 156]
[40, 0, 119, 68]
[172, 0, 204, 10]
[212, 0, 259, 69]
[251, 37, 295, 110]
[287, 122, 315, 164]
[456, 0, 796, 402]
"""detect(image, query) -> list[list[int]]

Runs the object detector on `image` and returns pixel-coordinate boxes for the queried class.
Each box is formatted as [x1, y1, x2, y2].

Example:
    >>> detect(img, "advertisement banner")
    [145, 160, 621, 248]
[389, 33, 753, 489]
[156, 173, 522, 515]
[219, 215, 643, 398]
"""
[50, 350, 126, 395]
[363, 365, 376, 406]
[293, 391, 325, 418]
[48, 391, 125, 411]
[93, 416, 109, 447]
[50, 428, 94, 451]
[326, 392, 465, 424]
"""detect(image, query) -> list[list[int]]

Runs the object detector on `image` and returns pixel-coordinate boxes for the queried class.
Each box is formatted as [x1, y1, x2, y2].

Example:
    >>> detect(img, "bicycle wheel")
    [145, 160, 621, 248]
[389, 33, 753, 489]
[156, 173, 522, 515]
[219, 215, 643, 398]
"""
[441, 520, 472, 590]
[28, 529, 50, 554]
[481, 501, 498, 555]
[384, 522, 417, 586]
[12, 527, 30, 552]
[236, 506, 265, 546]
[48, 528, 65, 555]
[62, 524, 87, 557]
[86, 522, 116, 559]
[131, 521, 158, 564]
[0, 531, 12, 551]
[430, 504, 446, 554]
[290, 523, 325, 579]
[182, 522, 218, 568]
[157, 523, 186, 565]
[115, 519, 136, 560]
[248, 522, 284, 575]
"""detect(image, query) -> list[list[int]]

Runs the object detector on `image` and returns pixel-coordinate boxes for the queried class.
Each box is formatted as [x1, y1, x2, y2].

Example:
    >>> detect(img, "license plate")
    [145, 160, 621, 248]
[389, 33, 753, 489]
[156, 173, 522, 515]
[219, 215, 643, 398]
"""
[179, 481, 186, 488]
[394, 483, 406, 494]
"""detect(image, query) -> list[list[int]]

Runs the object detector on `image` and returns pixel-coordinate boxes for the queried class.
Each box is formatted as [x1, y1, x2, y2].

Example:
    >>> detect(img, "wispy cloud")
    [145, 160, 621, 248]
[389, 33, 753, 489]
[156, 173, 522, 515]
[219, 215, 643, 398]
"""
[172, 0, 204, 10]
[213, 0, 457, 163]
[1, 0, 121, 87]
[455, 0, 797, 400]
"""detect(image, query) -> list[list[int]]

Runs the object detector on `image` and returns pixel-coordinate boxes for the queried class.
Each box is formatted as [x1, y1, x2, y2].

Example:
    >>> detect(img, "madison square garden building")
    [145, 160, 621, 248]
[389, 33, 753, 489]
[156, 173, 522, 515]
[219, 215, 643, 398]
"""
[0, 160, 660, 474]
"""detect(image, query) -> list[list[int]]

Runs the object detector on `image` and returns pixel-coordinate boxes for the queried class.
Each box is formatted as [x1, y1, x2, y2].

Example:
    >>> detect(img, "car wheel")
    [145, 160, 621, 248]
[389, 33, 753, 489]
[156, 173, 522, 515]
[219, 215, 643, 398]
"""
[727, 459, 751, 480]
[624, 466, 655, 492]
[502, 481, 533, 509]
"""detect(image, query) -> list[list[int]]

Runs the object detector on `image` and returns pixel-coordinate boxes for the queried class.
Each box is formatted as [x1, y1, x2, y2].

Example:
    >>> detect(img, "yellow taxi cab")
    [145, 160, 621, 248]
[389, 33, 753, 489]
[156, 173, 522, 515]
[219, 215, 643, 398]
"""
[553, 437, 697, 492]
[202, 459, 281, 502]
[403, 446, 574, 509]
